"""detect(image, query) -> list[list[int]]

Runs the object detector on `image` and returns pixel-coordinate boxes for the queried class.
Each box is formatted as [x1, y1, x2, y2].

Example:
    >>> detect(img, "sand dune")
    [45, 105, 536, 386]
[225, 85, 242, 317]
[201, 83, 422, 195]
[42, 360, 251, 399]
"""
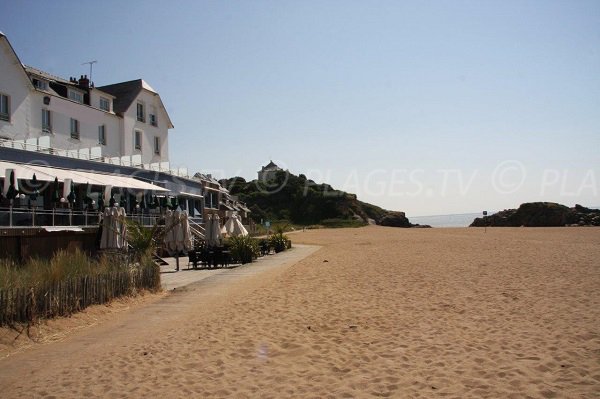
[0, 226, 599, 398]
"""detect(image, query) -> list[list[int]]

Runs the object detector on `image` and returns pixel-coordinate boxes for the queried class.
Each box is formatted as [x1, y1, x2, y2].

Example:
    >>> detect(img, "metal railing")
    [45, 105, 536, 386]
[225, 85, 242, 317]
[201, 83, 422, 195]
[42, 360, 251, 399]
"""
[0, 207, 165, 228]
[0, 137, 192, 178]
[188, 219, 206, 240]
[0, 206, 99, 227]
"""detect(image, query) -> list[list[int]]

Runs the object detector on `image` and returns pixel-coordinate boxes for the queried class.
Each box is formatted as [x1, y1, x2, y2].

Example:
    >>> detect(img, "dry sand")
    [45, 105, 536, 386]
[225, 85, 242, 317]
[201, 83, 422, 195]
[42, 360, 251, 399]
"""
[0, 226, 599, 398]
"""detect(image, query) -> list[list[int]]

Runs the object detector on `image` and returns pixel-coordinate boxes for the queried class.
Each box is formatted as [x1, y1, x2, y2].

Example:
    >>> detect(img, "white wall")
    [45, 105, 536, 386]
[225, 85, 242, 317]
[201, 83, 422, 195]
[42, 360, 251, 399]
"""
[89, 88, 114, 113]
[1, 39, 123, 158]
[31, 91, 122, 157]
[0, 38, 34, 140]
[1, 37, 172, 165]
[122, 89, 170, 165]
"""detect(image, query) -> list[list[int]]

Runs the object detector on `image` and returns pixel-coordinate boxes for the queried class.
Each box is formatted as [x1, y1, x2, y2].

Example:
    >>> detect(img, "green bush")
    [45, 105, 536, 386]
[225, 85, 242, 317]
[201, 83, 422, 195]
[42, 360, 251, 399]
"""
[228, 235, 260, 264]
[222, 171, 388, 226]
[124, 219, 164, 261]
[269, 231, 289, 253]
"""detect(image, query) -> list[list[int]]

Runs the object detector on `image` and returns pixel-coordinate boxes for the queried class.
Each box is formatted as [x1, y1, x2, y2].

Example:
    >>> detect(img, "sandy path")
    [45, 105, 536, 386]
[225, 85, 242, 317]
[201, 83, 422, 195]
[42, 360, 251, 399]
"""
[0, 244, 320, 397]
[1, 227, 599, 398]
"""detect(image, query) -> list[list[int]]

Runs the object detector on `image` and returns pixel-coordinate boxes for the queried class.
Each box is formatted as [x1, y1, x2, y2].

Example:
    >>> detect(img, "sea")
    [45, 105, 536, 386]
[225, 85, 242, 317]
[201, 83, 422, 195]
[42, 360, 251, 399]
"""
[408, 212, 485, 228]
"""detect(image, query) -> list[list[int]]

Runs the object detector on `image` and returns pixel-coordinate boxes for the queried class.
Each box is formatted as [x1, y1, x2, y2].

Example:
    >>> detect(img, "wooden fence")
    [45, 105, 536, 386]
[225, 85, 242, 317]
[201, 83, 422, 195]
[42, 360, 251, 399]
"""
[0, 264, 160, 326]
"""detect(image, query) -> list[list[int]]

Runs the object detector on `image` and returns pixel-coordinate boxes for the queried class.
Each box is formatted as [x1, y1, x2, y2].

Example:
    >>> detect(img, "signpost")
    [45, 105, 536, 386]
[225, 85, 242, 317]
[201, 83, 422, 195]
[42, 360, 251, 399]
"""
[483, 211, 488, 233]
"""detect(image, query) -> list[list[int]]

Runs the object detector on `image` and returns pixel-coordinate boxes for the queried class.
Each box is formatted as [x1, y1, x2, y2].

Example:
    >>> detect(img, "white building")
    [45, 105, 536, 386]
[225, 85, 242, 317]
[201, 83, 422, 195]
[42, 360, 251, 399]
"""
[0, 32, 173, 167]
[257, 160, 282, 181]
[0, 31, 248, 232]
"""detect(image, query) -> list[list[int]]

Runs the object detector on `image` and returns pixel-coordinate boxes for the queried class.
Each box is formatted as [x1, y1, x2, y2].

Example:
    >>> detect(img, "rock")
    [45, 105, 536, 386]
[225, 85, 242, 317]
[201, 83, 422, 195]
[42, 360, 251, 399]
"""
[470, 202, 600, 227]
[411, 224, 432, 228]
[378, 211, 412, 228]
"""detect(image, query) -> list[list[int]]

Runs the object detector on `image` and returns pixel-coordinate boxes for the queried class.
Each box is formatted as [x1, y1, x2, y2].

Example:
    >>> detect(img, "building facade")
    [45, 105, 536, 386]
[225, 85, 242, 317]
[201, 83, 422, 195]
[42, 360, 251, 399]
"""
[0, 32, 172, 168]
[1, 31, 251, 233]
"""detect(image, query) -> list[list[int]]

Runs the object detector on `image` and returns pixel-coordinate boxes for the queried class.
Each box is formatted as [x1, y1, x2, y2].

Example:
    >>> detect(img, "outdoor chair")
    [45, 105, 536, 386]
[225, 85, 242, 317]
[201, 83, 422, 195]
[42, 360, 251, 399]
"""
[213, 247, 231, 268]
[198, 247, 212, 268]
[188, 249, 198, 270]
[259, 240, 270, 256]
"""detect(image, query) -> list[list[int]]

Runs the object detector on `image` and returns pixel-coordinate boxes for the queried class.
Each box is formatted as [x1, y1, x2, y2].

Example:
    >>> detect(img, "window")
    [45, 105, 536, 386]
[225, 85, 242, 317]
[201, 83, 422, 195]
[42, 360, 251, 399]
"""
[33, 78, 49, 91]
[154, 136, 160, 155]
[0, 94, 10, 122]
[68, 89, 83, 103]
[70, 118, 80, 139]
[136, 102, 145, 122]
[149, 113, 157, 126]
[134, 130, 142, 150]
[99, 97, 110, 112]
[42, 109, 52, 133]
[98, 125, 106, 145]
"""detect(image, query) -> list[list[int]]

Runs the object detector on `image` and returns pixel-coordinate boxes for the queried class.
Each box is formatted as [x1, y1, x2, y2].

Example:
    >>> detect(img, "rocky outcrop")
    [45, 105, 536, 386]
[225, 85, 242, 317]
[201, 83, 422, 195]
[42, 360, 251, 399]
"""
[470, 202, 600, 227]
[379, 211, 412, 227]
[378, 211, 431, 228]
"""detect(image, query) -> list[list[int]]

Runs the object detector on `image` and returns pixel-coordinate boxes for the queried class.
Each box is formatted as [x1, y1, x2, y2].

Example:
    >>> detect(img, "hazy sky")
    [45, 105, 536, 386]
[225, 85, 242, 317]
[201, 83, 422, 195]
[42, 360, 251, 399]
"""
[1, 1, 599, 216]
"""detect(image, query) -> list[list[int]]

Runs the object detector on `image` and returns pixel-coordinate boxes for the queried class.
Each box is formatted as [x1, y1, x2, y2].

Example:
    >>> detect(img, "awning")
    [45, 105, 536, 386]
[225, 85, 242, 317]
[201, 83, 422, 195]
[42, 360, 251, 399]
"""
[0, 161, 168, 192]
[179, 192, 203, 199]
[44, 227, 84, 232]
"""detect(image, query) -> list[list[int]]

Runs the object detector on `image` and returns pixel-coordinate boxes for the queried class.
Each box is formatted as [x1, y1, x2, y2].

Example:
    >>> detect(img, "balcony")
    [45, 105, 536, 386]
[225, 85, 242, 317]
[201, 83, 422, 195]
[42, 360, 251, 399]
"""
[0, 137, 190, 178]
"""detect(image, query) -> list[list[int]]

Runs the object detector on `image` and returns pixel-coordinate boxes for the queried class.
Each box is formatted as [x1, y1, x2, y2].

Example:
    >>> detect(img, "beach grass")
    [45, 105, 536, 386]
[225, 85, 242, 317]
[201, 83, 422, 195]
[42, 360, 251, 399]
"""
[0, 249, 132, 290]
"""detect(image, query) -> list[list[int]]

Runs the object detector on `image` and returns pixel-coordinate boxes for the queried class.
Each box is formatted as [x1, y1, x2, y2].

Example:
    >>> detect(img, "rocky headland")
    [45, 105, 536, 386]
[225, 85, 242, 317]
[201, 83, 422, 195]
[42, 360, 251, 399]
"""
[470, 202, 600, 227]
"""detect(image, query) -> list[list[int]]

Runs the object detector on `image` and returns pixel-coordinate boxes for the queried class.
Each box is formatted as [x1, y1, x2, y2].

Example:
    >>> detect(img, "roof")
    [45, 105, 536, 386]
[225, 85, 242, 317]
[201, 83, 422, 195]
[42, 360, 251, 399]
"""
[97, 80, 144, 114]
[264, 160, 278, 169]
[1, 32, 173, 129]
[193, 172, 221, 185]
[98, 79, 173, 128]
[24, 65, 72, 85]
[141, 80, 156, 92]
[239, 205, 251, 213]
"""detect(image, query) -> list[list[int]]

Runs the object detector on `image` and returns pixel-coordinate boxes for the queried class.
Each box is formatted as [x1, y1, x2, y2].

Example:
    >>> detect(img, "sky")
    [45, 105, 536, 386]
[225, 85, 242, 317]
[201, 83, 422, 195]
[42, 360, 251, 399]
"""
[1, 0, 599, 216]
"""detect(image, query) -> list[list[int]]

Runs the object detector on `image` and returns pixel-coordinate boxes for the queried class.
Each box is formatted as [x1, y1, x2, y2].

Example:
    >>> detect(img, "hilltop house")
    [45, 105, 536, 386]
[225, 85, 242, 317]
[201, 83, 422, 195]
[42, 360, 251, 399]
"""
[257, 160, 282, 181]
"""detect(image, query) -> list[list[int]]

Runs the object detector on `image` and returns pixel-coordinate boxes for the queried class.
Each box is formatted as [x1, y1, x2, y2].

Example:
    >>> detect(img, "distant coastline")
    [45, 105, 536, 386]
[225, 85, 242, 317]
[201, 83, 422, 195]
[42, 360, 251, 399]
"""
[408, 212, 485, 228]
[410, 206, 600, 228]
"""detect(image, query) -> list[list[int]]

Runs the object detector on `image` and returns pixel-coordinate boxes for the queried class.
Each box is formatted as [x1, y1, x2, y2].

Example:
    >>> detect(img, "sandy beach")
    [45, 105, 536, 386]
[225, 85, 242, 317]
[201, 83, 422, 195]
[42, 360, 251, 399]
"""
[0, 226, 599, 398]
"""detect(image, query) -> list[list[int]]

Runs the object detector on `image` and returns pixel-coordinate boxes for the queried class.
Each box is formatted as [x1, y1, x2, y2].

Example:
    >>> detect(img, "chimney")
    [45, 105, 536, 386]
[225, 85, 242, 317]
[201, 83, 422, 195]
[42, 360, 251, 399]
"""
[78, 74, 90, 89]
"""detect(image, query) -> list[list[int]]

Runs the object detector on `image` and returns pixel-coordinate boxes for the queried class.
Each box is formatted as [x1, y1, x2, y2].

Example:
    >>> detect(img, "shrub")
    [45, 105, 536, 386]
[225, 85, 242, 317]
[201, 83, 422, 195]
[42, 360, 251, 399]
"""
[228, 235, 260, 264]
[0, 250, 161, 325]
[124, 219, 164, 262]
[269, 231, 289, 253]
[0, 249, 136, 290]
